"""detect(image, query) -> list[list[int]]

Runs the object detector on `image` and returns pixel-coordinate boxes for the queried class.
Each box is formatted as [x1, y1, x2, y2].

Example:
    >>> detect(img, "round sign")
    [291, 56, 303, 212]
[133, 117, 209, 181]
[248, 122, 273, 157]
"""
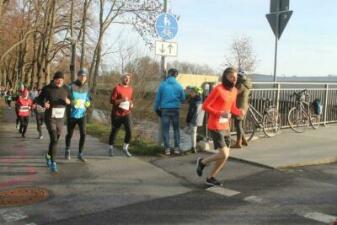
[155, 13, 178, 40]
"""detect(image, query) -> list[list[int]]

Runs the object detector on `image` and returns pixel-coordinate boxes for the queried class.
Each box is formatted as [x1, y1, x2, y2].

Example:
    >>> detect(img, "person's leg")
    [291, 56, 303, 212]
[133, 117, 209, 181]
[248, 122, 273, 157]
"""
[21, 117, 29, 137]
[36, 112, 42, 137]
[19, 116, 24, 134]
[232, 118, 242, 148]
[78, 117, 87, 155]
[191, 126, 198, 152]
[65, 118, 77, 155]
[109, 115, 122, 156]
[172, 109, 181, 152]
[45, 119, 58, 162]
[161, 109, 171, 154]
[196, 131, 228, 179]
[208, 147, 229, 178]
[122, 115, 132, 157]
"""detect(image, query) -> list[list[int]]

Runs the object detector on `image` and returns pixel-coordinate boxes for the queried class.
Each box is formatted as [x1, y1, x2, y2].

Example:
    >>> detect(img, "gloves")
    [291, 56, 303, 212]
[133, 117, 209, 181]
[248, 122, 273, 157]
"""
[84, 101, 91, 107]
[155, 109, 162, 117]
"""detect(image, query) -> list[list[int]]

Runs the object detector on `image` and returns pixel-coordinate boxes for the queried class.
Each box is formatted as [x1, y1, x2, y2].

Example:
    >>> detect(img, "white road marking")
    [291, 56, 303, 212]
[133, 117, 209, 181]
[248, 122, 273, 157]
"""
[26, 223, 37, 225]
[244, 195, 265, 204]
[300, 212, 337, 224]
[206, 186, 240, 197]
[0, 209, 28, 222]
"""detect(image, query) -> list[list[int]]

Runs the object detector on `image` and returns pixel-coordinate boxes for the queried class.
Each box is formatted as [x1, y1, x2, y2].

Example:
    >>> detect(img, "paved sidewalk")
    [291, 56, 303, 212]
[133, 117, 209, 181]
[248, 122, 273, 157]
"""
[0, 107, 191, 224]
[229, 125, 337, 169]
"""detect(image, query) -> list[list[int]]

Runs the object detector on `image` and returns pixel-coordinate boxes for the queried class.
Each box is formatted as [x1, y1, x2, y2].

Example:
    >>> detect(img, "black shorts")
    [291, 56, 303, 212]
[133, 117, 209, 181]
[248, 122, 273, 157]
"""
[209, 130, 231, 149]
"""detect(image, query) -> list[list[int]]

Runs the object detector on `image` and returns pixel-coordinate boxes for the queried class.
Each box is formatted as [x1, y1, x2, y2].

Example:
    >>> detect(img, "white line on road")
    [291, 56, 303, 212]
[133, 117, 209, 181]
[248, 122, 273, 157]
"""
[244, 195, 266, 204]
[0, 209, 28, 222]
[26, 223, 37, 225]
[300, 212, 337, 224]
[206, 186, 240, 197]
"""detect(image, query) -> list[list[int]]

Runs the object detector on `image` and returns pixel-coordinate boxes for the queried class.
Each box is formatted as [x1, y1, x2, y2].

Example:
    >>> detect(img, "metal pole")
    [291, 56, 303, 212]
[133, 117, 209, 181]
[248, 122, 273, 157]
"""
[157, 0, 168, 145]
[70, 0, 76, 82]
[273, 36, 278, 82]
[324, 84, 329, 126]
[160, 0, 167, 79]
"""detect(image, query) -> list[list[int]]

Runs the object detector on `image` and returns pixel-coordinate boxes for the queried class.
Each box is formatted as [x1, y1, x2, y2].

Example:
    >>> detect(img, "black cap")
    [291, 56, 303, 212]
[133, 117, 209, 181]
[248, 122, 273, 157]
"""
[78, 68, 88, 76]
[168, 68, 179, 77]
[53, 71, 64, 79]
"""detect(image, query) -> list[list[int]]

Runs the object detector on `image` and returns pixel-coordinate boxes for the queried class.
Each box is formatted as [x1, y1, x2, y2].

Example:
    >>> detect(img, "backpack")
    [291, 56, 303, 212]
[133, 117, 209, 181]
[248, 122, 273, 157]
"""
[311, 98, 322, 115]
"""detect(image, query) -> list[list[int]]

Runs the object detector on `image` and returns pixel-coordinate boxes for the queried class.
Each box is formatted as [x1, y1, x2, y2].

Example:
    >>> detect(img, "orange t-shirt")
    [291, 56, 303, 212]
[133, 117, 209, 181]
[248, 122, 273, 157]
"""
[202, 84, 241, 131]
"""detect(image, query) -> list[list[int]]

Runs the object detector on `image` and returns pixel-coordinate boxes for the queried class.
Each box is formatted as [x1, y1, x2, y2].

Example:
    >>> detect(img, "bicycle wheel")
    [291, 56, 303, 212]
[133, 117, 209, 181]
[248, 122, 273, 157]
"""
[262, 109, 281, 137]
[287, 107, 308, 133]
[309, 111, 320, 129]
[243, 111, 258, 141]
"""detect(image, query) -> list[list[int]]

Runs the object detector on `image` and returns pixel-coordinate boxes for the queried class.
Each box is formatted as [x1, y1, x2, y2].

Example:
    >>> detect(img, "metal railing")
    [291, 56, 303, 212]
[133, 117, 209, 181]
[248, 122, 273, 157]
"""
[249, 82, 337, 127]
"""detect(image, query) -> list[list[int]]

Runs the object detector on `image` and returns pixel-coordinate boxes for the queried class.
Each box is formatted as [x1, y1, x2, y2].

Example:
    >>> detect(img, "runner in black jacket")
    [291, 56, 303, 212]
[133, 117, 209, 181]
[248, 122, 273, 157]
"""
[35, 71, 70, 172]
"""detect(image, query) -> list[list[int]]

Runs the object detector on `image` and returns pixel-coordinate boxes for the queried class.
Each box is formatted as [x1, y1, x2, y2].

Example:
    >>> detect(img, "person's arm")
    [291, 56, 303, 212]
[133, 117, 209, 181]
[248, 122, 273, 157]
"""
[110, 86, 124, 106]
[231, 94, 243, 117]
[34, 87, 46, 106]
[202, 88, 222, 116]
[85, 91, 91, 108]
[153, 85, 162, 111]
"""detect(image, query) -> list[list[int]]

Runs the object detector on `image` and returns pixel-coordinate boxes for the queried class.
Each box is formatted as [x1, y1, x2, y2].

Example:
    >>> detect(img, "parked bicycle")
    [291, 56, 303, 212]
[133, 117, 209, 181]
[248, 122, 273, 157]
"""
[287, 89, 321, 133]
[244, 98, 281, 141]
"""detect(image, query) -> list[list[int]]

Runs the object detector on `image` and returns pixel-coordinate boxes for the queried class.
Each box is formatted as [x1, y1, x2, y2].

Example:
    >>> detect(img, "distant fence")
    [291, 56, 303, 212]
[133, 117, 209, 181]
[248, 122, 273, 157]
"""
[249, 82, 337, 127]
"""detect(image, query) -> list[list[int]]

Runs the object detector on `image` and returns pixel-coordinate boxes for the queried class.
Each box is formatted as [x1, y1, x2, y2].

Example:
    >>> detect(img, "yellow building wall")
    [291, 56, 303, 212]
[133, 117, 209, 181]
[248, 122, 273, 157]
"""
[176, 74, 219, 88]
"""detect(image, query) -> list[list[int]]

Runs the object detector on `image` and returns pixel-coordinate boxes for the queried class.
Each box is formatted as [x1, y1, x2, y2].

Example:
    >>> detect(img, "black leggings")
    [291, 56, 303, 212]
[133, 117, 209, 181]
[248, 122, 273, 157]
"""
[65, 117, 86, 153]
[45, 118, 64, 162]
[36, 112, 44, 136]
[19, 116, 29, 135]
[6, 100, 11, 107]
[234, 117, 245, 139]
[109, 115, 132, 146]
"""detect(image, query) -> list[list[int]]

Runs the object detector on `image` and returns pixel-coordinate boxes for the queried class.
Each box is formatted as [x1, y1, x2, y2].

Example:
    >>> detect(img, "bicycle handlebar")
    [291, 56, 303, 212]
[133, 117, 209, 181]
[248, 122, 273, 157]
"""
[290, 89, 309, 98]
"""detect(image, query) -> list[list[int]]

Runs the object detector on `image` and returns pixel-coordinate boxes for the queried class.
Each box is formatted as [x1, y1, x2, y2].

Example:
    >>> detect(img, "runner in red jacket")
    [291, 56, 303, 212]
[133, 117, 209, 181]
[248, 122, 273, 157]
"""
[16, 89, 33, 138]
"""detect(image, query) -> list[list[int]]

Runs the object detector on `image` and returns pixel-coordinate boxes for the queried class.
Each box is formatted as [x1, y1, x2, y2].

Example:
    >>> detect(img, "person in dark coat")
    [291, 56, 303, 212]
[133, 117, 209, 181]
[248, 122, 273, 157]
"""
[232, 69, 252, 148]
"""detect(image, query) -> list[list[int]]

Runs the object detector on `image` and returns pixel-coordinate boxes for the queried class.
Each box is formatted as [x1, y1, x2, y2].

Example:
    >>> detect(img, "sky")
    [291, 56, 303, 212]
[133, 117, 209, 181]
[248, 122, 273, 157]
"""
[106, 0, 337, 76]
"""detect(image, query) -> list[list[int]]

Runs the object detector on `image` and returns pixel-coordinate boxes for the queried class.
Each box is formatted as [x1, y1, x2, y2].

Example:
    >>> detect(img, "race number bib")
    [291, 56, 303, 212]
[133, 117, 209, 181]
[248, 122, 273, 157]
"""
[219, 117, 229, 124]
[74, 99, 85, 109]
[119, 101, 130, 110]
[219, 113, 231, 124]
[36, 105, 45, 113]
[51, 108, 65, 119]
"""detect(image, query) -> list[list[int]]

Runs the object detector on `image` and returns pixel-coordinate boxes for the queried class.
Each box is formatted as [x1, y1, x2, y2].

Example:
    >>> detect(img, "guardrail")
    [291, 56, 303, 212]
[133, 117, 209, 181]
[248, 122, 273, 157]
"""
[249, 82, 337, 127]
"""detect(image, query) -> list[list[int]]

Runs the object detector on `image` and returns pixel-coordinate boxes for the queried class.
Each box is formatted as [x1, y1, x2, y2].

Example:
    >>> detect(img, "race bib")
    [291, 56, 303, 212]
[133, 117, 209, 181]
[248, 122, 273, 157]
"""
[119, 101, 130, 110]
[51, 108, 65, 119]
[74, 99, 85, 109]
[219, 113, 231, 124]
[36, 105, 45, 113]
[219, 117, 229, 124]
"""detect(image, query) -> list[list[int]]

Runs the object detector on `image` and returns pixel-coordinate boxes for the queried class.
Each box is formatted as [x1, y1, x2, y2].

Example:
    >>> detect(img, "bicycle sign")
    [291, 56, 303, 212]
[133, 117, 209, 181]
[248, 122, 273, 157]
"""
[155, 13, 178, 40]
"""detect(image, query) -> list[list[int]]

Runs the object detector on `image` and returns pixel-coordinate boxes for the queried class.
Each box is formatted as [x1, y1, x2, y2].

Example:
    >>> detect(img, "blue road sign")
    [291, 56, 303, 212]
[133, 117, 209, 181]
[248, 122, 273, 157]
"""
[155, 13, 178, 40]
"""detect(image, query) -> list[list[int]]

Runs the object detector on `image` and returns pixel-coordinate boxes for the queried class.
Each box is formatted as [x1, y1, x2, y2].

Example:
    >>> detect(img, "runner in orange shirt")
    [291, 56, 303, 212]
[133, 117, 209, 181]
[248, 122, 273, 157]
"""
[196, 67, 244, 186]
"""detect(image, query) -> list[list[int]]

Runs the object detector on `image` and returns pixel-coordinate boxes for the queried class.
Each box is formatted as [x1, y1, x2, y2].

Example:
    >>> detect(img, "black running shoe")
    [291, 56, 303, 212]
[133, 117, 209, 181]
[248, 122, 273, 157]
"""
[205, 177, 222, 187]
[196, 157, 205, 177]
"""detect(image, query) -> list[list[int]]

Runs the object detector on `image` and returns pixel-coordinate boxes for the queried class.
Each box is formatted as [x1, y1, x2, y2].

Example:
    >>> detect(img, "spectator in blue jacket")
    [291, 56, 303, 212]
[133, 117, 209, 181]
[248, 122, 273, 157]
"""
[154, 68, 185, 156]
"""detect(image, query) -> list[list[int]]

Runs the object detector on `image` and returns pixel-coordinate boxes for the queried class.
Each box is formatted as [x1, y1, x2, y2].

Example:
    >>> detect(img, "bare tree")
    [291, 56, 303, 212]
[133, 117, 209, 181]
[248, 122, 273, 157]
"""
[168, 60, 215, 75]
[88, 0, 162, 95]
[222, 35, 257, 73]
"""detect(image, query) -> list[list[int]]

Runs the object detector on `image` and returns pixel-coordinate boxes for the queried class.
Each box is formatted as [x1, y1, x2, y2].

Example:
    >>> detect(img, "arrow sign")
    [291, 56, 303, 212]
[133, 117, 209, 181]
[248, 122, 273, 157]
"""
[266, 10, 292, 39]
[155, 40, 178, 57]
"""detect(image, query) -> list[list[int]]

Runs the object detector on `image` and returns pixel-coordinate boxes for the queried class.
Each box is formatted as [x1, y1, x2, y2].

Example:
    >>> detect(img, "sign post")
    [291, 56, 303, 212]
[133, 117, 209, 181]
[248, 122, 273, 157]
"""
[266, 0, 293, 82]
[155, 1, 178, 79]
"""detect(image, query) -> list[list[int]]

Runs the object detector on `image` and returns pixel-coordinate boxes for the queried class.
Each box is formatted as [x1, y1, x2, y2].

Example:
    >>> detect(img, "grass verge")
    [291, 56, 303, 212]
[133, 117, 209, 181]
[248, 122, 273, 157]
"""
[86, 121, 162, 156]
